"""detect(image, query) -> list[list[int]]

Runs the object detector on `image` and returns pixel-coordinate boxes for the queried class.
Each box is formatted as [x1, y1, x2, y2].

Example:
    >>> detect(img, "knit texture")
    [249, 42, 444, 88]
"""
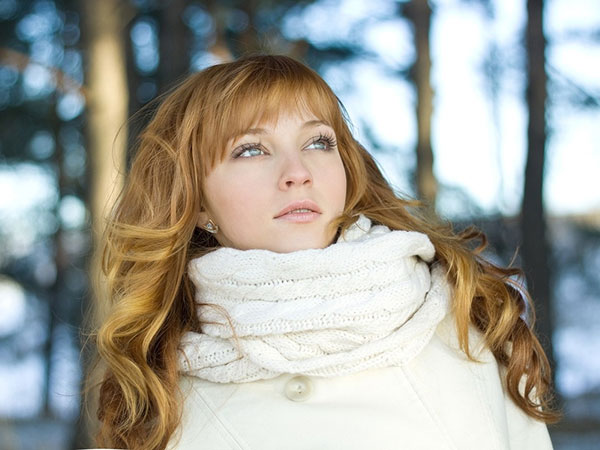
[179, 215, 452, 383]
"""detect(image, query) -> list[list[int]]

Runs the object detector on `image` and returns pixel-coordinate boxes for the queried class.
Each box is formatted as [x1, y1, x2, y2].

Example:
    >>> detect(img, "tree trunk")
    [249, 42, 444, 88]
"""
[79, 0, 130, 444]
[82, 0, 129, 239]
[205, 0, 234, 60]
[158, 0, 189, 90]
[522, 0, 556, 378]
[406, 0, 436, 208]
[238, 0, 263, 55]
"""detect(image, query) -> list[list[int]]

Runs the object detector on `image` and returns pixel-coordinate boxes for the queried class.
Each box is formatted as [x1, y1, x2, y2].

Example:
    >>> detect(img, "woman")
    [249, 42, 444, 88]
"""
[92, 55, 558, 449]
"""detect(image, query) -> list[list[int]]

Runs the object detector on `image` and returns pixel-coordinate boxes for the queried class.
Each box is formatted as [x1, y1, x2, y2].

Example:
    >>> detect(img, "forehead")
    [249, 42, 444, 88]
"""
[231, 113, 331, 139]
[230, 96, 330, 133]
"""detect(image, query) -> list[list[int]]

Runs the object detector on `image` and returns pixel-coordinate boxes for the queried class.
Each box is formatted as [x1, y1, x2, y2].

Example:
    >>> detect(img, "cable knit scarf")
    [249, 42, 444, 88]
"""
[179, 215, 452, 383]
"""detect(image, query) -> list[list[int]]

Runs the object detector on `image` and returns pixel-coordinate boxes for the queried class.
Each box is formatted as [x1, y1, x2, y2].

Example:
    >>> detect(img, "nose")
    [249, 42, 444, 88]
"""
[278, 154, 313, 190]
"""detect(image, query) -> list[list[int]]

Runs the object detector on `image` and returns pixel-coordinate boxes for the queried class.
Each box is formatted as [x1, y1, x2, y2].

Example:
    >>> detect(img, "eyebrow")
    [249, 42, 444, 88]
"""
[234, 120, 331, 138]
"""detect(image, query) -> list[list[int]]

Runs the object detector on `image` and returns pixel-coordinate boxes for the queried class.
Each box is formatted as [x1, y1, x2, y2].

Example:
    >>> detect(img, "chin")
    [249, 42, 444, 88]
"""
[270, 235, 332, 253]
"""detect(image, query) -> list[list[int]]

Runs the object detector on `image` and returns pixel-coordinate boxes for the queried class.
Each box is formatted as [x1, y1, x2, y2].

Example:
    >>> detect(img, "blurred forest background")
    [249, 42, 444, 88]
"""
[0, 0, 599, 448]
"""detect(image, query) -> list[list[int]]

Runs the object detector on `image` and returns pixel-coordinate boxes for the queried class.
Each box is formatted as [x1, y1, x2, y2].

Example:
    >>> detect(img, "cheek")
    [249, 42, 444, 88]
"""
[325, 157, 347, 209]
[206, 173, 267, 224]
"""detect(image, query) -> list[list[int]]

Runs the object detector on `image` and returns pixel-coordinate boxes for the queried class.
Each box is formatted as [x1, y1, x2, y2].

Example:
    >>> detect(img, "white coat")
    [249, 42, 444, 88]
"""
[168, 313, 553, 450]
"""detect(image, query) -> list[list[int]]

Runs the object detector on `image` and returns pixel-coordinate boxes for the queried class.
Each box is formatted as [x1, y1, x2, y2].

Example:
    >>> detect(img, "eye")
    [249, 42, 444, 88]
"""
[233, 143, 267, 158]
[305, 133, 337, 151]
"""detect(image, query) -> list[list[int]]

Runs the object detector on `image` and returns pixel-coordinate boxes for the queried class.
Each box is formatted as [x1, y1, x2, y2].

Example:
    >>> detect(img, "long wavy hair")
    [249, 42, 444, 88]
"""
[92, 54, 558, 449]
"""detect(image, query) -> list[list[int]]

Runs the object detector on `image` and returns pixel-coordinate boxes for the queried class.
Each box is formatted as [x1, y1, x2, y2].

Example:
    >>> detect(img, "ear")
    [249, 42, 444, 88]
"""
[197, 210, 210, 228]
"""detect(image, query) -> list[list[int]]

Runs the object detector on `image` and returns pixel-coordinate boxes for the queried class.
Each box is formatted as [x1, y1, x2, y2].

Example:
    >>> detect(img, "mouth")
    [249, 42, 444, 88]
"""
[274, 200, 322, 219]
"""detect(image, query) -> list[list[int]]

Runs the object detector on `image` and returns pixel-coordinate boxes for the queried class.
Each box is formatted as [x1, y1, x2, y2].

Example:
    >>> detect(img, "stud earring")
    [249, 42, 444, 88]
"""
[202, 219, 219, 234]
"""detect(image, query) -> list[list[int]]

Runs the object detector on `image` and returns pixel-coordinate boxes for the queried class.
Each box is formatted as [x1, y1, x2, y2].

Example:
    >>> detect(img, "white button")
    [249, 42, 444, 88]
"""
[284, 375, 313, 402]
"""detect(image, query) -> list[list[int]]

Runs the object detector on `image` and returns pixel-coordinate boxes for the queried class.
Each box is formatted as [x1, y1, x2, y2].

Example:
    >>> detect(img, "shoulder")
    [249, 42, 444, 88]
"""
[433, 310, 490, 358]
[415, 311, 553, 450]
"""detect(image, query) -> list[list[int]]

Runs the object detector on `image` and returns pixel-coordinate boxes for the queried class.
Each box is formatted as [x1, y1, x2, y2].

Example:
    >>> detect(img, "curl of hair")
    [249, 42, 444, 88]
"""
[93, 55, 558, 450]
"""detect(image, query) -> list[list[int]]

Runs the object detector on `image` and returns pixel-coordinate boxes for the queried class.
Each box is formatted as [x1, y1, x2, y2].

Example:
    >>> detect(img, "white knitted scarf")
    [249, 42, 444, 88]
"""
[179, 215, 451, 383]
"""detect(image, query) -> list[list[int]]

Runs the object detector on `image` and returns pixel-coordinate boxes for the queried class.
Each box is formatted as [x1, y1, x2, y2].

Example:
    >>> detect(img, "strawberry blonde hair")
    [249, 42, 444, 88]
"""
[92, 55, 557, 449]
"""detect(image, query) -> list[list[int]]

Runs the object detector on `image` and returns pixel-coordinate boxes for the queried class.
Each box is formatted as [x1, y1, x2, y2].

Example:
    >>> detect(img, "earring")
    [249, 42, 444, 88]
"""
[201, 219, 219, 234]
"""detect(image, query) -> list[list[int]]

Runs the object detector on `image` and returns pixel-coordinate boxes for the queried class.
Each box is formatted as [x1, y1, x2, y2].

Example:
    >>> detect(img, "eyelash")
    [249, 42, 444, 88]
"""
[309, 133, 338, 151]
[232, 133, 338, 159]
[232, 142, 266, 159]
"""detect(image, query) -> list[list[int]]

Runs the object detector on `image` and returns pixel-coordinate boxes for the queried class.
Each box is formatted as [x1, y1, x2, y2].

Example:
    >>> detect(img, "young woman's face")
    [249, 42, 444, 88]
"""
[200, 111, 347, 253]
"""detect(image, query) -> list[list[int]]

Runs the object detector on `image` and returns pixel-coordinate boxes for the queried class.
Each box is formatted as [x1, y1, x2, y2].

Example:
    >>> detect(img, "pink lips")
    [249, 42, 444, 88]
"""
[274, 200, 322, 222]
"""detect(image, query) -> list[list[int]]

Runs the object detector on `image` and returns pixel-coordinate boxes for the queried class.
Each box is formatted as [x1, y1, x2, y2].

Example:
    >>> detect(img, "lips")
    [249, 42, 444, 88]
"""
[274, 200, 322, 218]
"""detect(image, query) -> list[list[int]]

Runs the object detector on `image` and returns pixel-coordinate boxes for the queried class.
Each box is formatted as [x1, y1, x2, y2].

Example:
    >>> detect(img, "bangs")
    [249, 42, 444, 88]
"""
[196, 58, 347, 168]
[224, 78, 339, 139]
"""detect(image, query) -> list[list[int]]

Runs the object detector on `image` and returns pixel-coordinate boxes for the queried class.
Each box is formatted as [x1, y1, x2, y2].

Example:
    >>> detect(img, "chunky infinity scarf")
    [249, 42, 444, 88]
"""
[179, 216, 451, 383]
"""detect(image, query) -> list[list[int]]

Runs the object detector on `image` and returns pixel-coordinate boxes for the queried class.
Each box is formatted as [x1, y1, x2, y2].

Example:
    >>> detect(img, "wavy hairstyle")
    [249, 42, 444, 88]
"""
[92, 54, 558, 449]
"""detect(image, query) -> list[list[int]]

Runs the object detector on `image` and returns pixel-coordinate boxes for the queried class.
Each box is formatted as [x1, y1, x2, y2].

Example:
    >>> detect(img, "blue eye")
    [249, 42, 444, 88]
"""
[233, 144, 267, 158]
[306, 141, 327, 150]
[305, 133, 337, 151]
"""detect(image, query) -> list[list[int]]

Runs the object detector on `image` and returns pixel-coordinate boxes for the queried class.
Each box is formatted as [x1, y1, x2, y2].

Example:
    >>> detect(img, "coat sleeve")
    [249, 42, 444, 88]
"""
[436, 313, 554, 450]
[503, 388, 554, 449]
[496, 344, 554, 449]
